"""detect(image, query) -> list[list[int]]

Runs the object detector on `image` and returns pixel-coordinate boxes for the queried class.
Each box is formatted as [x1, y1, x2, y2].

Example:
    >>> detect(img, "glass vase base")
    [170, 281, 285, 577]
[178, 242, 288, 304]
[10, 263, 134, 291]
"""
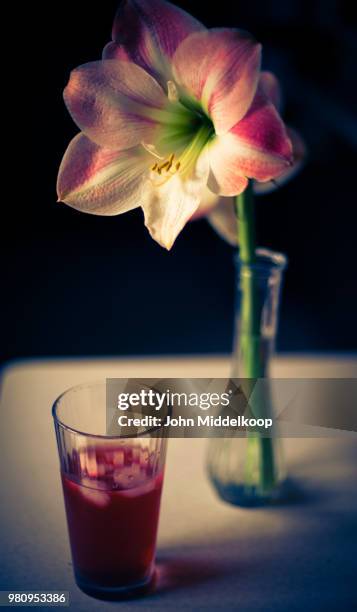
[74, 569, 156, 601]
[210, 476, 291, 508]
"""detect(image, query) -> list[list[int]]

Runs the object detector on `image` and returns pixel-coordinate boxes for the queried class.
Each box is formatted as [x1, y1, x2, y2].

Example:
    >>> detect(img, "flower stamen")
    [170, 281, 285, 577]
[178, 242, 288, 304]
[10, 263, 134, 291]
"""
[152, 153, 180, 177]
[147, 122, 213, 188]
[142, 142, 164, 160]
[149, 152, 183, 186]
[159, 160, 170, 171]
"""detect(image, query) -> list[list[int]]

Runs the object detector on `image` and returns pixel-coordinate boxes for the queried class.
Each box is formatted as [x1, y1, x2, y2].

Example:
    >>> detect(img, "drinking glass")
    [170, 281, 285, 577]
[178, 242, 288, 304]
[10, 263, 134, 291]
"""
[52, 381, 168, 600]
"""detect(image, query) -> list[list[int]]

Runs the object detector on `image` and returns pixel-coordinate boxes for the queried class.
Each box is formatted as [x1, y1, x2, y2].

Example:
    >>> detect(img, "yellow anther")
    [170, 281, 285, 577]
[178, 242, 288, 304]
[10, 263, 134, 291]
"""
[166, 153, 175, 171]
[150, 152, 181, 182]
[159, 160, 170, 171]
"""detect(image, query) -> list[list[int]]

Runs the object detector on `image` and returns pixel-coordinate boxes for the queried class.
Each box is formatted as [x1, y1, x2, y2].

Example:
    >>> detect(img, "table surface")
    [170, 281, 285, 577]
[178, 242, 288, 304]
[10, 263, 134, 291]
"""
[0, 355, 357, 611]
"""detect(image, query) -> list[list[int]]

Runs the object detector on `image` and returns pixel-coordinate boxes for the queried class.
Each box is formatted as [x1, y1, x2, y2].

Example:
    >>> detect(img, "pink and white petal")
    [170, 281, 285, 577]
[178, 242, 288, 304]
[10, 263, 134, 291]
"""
[110, 0, 205, 84]
[173, 29, 261, 135]
[207, 197, 238, 246]
[207, 137, 249, 196]
[57, 132, 148, 215]
[102, 41, 131, 62]
[141, 150, 209, 249]
[228, 86, 293, 180]
[208, 88, 293, 186]
[64, 60, 167, 149]
[259, 71, 282, 111]
[254, 127, 306, 194]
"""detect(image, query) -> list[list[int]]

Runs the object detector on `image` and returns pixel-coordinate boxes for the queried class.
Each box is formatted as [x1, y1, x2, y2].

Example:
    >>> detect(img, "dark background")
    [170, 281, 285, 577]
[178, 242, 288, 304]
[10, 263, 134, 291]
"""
[4, 0, 357, 363]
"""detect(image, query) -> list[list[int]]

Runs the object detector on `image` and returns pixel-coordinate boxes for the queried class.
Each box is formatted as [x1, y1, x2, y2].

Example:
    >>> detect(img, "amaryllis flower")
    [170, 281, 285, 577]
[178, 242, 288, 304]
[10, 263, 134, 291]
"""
[57, 0, 302, 249]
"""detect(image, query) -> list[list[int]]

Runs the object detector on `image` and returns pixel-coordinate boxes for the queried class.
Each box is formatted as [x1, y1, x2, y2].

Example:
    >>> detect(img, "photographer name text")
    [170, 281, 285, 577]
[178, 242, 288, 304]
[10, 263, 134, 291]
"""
[117, 414, 273, 430]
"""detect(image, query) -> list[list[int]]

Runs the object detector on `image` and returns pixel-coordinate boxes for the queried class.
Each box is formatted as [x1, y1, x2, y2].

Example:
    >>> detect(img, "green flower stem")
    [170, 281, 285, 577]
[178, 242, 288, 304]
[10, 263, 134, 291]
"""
[236, 184, 276, 492]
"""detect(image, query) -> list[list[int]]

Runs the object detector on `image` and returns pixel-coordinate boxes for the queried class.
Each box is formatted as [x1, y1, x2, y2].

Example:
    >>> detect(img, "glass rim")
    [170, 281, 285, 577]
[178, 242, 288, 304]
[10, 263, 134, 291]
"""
[236, 247, 288, 273]
[52, 380, 170, 440]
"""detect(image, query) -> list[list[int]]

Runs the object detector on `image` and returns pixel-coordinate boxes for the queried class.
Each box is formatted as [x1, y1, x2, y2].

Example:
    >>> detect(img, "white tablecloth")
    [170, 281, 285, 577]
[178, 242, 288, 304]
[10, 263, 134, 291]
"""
[0, 356, 356, 611]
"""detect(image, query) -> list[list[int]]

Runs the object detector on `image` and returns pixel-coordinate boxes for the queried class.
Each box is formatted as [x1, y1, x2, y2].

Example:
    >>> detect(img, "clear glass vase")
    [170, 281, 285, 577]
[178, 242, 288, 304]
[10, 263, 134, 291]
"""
[207, 248, 288, 507]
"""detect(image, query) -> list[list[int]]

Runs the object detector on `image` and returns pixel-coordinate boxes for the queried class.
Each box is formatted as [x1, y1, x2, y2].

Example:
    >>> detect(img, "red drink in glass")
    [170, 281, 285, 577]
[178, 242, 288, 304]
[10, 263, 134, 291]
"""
[53, 381, 168, 599]
[61, 444, 164, 596]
